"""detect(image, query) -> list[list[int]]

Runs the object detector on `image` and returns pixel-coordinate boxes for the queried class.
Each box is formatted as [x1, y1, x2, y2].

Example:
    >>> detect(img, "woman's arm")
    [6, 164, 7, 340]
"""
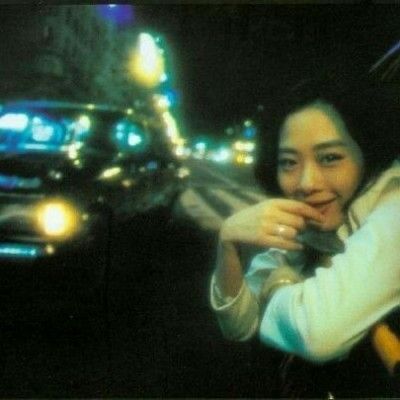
[214, 237, 244, 298]
[259, 197, 400, 362]
[211, 199, 323, 341]
[214, 199, 322, 297]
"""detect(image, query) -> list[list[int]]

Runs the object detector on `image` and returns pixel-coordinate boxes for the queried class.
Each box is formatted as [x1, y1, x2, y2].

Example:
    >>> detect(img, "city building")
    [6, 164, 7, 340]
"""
[0, 5, 141, 107]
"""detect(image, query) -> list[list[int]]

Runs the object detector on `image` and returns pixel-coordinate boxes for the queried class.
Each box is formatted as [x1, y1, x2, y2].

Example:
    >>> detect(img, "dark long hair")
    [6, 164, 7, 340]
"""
[254, 76, 400, 196]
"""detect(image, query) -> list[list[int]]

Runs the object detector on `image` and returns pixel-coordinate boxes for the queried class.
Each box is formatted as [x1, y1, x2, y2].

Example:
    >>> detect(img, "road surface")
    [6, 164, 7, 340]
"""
[0, 158, 274, 398]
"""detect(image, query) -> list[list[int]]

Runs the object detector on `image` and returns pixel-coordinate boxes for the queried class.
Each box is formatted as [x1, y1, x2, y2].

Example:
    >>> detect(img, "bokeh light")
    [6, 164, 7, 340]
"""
[95, 4, 135, 28]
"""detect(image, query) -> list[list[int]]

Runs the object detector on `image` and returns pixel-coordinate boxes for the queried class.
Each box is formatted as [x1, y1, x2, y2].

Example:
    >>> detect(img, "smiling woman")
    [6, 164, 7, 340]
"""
[209, 76, 400, 398]
[277, 101, 364, 231]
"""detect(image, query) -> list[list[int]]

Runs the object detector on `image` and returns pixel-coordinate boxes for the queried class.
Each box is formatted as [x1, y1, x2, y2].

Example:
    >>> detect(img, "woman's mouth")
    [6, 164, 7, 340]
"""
[308, 198, 337, 214]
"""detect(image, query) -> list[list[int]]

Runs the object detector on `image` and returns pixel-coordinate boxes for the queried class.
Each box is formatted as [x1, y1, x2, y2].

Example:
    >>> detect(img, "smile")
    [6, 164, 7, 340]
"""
[308, 198, 337, 213]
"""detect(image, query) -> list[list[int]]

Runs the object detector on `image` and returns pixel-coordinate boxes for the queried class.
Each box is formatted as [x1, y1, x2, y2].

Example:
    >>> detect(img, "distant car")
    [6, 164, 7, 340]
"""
[0, 100, 188, 267]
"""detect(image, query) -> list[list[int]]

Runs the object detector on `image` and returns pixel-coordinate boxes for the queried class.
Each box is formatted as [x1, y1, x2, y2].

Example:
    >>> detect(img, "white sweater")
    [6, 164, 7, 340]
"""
[210, 161, 400, 363]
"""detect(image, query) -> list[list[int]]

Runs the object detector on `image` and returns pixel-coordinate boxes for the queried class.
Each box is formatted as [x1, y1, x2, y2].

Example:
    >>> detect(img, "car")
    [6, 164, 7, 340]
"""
[0, 100, 188, 271]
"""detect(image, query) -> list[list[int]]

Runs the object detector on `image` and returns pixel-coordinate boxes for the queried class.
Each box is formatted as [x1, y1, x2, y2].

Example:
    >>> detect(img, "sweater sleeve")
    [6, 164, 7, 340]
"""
[259, 196, 400, 363]
[210, 274, 260, 341]
[210, 249, 305, 341]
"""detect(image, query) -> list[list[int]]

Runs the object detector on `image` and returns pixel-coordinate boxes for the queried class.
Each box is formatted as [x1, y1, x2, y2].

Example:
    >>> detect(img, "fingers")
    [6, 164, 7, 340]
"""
[277, 199, 325, 223]
[256, 222, 302, 251]
[259, 234, 303, 251]
[273, 210, 306, 231]
[267, 223, 298, 240]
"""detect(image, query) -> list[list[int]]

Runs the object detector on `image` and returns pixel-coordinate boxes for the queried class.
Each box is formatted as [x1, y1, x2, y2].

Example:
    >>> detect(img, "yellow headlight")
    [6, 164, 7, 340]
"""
[36, 200, 80, 238]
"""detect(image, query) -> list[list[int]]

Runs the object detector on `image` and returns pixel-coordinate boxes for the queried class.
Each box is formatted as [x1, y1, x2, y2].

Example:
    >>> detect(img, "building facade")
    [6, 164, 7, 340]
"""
[0, 5, 141, 107]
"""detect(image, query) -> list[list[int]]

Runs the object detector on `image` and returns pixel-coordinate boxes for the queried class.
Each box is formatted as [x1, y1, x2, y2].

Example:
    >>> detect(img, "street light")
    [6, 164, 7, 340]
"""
[128, 33, 165, 89]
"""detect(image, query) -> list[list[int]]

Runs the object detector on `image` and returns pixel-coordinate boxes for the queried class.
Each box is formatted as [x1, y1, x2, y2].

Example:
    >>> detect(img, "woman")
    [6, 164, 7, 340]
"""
[210, 77, 400, 397]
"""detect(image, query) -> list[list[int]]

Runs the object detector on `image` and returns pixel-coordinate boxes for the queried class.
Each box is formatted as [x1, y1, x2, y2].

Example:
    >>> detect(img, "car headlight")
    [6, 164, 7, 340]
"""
[36, 200, 80, 238]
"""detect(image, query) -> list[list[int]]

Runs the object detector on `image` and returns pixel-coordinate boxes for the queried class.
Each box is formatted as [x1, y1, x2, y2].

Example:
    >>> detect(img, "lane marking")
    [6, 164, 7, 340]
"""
[179, 188, 224, 230]
[242, 190, 267, 202]
[194, 186, 232, 219]
[210, 188, 251, 213]
[194, 162, 241, 189]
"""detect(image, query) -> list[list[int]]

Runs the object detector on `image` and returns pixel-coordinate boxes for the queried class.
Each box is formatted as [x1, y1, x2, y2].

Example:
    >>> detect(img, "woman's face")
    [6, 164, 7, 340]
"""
[277, 102, 364, 231]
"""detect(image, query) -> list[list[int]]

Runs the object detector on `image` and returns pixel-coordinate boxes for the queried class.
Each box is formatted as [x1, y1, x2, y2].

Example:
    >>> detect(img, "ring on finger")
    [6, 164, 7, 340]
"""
[276, 224, 287, 238]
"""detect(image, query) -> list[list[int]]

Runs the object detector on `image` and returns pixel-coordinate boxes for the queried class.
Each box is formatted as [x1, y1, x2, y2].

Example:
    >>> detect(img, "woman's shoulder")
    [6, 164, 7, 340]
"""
[348, 159, 400, 228]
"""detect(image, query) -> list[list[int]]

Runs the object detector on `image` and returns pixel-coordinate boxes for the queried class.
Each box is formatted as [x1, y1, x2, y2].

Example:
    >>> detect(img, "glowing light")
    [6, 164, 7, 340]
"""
[177, 166, 190, 179]
[67, 143, 80, 159]
[175, 147, 184, 157]
[195, 142, 206, 151]
[0, 174, 41, 190]
[45, 244, 55, 255]
[96, 4, 135, 27]
[153, 94, 171, 110]
[99, 166, 122, 179]
[31, 117, 55, 142]
[78, 115, 91, 130]
[214, 148, 231, 163]
[36, 201, 80, 238]
[234, 140, 255, 152]
[128, 132, 142, 146]
[245, 155, 254, 164]
[235, 153, 254, 165]
[162, 111, 179, 141]
[129, 33, 165, 88]
[69, 115, 90, 142]
[122, 179, 136, 188]
[0, 113, 29, 131]
[0, 244, 41, 258]
[24, 143, 53, 150]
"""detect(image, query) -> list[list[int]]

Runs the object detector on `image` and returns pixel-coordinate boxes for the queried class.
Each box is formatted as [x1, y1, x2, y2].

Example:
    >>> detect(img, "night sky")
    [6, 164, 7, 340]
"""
[2, 4, 400, 138]
[136, 4, 400, 137]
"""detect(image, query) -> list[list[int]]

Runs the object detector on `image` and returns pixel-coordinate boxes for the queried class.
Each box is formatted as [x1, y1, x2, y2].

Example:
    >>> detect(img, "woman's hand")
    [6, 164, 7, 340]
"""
[220, 198, 325, 251]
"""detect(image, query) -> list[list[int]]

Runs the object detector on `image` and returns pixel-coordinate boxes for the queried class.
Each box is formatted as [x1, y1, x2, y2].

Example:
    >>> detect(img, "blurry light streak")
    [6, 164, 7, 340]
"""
[0, 244, 40, 258]
[370, 40, 400, 72]
[129, 33, 165, 88]
[162, 111, 179, 141]
[100, 166, 122, 179]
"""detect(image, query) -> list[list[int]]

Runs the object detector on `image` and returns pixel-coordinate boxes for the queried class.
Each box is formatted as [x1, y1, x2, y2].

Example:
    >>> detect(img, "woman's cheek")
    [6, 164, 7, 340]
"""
[278, 174, 296, 196]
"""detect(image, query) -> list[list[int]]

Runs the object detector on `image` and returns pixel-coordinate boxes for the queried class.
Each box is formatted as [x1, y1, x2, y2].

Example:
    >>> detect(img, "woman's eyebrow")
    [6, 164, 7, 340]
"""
[279, 140, 347, 154]
[314, 140, 347, 150]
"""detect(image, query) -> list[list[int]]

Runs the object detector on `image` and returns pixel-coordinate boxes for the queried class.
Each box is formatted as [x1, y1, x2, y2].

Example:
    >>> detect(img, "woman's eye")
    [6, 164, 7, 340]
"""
[278, 158, 297, 170]
[319, 153, 343, 165]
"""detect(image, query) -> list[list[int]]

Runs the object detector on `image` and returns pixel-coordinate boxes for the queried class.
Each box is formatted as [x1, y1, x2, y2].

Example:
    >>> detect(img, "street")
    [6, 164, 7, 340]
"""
[0, 5, 398, 398]
[0, 159, 270, 398]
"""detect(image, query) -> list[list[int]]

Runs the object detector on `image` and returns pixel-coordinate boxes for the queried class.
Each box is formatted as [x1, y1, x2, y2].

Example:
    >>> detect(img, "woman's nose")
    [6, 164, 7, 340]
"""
[297, 164, 324, 195]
